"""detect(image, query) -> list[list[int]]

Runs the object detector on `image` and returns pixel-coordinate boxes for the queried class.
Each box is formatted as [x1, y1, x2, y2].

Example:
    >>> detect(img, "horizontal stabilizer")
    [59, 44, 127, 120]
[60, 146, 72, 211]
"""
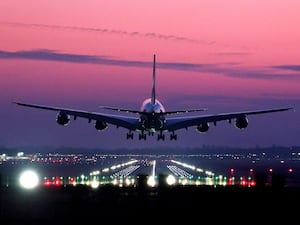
[100, 106, 207, 115]
[99, 106, 141, 115]
[163, 108, 208, 115]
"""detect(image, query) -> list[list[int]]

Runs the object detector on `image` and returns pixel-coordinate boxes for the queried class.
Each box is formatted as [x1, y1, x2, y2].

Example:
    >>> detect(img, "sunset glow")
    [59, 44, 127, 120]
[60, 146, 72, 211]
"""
[0, 0, 299, 149]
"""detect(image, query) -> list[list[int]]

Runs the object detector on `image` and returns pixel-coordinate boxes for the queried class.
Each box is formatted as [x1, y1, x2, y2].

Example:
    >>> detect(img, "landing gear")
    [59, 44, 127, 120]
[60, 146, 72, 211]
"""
[126, 131, 134, 139]
[127, 130, 177, 141]
[157, 131, 165, 141]
[170, 132, 177, 140]
[148, 132, 154, 136]
[139, 131, 147, 140]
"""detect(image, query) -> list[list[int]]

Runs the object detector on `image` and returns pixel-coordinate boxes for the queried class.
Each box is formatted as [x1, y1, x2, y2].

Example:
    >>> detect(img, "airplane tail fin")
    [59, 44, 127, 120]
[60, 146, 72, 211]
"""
[151, 54, 156, 105]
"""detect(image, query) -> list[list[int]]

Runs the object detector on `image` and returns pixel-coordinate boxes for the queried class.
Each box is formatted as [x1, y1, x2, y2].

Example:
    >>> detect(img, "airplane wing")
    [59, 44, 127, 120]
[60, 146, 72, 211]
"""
[13, 102, 140, 130]
[13, 102, 293, 134]
[165, 107, 293, 131]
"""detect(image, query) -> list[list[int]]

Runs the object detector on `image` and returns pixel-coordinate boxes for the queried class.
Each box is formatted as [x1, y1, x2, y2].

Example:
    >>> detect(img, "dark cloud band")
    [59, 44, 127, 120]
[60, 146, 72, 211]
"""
[0, 49, 299, 81]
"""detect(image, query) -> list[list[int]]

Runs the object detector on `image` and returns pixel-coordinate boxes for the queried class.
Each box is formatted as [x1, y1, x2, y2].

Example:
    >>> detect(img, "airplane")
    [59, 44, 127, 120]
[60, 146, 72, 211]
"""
[14, 54, 293, 141]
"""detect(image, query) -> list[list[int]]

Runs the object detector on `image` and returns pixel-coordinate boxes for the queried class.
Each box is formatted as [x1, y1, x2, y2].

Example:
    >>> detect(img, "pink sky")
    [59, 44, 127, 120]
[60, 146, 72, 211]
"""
[0, 0, 299, 149]
[1, 0, 300, 63]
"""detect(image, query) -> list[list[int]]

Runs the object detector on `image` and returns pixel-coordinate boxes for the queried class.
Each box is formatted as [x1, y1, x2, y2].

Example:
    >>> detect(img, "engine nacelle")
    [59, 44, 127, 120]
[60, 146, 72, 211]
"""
[196, 122, 209, 132]
[95, 121, 108, 131]
[235, 117, 248, 129]
[56, 111, 70, 126]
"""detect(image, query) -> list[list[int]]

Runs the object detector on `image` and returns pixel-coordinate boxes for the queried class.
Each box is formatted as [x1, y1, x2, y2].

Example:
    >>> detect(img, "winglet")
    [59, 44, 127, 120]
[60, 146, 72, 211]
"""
[151, 54, 156, 105]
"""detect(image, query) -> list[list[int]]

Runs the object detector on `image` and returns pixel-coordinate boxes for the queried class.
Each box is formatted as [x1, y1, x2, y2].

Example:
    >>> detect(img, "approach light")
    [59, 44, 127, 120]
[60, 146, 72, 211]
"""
[90, 180, 100, 189]
[147, 176, 156, 187]
[19, 170, 39, 189]
[166, 174, 176, 185]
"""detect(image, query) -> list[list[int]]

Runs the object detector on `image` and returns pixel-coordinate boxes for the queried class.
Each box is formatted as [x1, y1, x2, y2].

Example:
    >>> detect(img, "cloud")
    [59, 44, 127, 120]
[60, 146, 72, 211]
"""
[273, 65, 300, 72]
[1, 49, 299, 81]
[0, 49, 102, 63]
[0, 49, 212, 70]
[222, 67, 300, 80]
[1, 21, 212, 45]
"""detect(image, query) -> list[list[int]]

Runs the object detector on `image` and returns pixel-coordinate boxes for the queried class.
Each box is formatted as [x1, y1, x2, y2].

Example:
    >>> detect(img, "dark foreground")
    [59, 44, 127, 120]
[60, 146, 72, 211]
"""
[1, 183, 299, 224]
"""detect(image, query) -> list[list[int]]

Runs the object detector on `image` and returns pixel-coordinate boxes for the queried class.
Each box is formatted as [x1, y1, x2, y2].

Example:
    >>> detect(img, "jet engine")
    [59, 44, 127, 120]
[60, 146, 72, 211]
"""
[95, 121, 108, 131]
[196, 122, 209, 132]
[56, 111, 70, 126]
[235, 117, 248, 129]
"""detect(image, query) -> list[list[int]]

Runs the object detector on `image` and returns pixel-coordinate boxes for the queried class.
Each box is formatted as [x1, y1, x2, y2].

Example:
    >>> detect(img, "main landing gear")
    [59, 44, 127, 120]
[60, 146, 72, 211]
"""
[139, 131, 147, 140]
[170, 131, 177, 140]
[126, 131, 134, 139]
[157, 131, 165, 141]
[126, 130, 177, 141]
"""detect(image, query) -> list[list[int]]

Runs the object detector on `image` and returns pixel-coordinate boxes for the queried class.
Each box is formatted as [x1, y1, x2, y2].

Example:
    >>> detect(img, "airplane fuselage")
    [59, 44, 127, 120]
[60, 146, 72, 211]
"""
[140, 98, 166, 132]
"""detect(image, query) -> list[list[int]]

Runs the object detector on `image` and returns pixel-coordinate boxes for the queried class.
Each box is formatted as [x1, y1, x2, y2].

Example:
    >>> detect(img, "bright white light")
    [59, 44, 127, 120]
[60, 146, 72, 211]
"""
[17, 152, 24, 157]
[181, 179, 188, 185]
[166, 174, 176, 185]
[125, 178, 131, 186]
[90, 181, 100, 189]
[19, 170, 39, 189]
[195, 180, 201, 186]
[147, 176, 156, 187]
[112, 179, 118, 185]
